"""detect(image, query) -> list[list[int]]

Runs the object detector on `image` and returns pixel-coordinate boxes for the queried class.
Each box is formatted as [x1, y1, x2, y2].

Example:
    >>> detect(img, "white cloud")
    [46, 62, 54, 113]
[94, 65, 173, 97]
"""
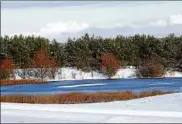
[169, 14, 182, 24]
[136, 14, 182, 28]
[39, 21, 90, 35]
[1, 1, 182, 41]
[148, 19, 168, 27]
[10, 32, 40, 37]
[9, 21, 90, 38]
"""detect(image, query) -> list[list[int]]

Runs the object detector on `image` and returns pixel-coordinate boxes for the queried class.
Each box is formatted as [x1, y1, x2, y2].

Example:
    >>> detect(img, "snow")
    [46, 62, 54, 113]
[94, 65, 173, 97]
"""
[112, 68, 137, 79]
[164, 71, 182, 77]
[57, 83, 105, 88]
[149, 83, 174, 85]
[55, 67, 108, 80]
[1, 93, 182, 123]
[14, 67, 182, 81]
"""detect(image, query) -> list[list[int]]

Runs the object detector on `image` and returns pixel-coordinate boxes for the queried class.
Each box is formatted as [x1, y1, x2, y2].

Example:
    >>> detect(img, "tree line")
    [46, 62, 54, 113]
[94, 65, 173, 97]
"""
[0, 33, 182, 80]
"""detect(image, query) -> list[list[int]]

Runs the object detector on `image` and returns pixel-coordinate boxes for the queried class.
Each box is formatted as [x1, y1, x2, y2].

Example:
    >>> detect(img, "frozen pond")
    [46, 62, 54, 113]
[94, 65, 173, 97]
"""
[1, 77, 182, 96]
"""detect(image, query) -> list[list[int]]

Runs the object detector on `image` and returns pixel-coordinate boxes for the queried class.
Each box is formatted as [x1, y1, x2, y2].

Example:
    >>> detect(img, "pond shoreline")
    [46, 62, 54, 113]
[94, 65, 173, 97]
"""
[1, 77, 182, 86]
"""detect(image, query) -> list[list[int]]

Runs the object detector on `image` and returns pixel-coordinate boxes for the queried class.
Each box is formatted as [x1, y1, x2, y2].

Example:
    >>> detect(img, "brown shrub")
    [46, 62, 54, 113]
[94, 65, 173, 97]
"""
[0, 79, 44, 86]
[0, 91, 171, 104]
[101, 53, 120, 79]
[137, 56, 164, 78]
[0, 58, 15, 80]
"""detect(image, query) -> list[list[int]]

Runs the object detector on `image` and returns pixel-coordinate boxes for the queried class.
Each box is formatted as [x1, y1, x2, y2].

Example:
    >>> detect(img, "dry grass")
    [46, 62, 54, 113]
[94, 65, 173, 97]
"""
[0, 90, 172, 104]
[0, 79, 44, 86]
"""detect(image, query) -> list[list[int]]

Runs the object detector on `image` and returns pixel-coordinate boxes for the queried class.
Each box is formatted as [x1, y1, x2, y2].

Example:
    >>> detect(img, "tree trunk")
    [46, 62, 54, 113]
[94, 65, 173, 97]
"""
[40, 68, 44, 83]
[91, 71, 94, 78]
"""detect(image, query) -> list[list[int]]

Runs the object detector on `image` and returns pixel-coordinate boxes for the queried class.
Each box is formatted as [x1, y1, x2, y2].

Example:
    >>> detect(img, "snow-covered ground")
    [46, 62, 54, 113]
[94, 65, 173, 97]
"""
[14, 67, 182, 81]
[164, 71, 182, 77]
[1, 93, 182, 123]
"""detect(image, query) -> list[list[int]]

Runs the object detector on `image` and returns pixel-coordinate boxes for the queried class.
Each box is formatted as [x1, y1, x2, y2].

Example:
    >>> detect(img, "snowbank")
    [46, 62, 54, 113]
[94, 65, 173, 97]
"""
[1, 93, 182, 123]
[112, 68, 136, 79]
[14, 67, 182, 81]
[164, 71, 182, 77]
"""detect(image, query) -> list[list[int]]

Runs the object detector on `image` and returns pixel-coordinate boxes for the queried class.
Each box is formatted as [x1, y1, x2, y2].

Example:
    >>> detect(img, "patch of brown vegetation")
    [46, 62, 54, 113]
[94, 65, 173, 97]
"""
[137, 55, 164, 78]
[0, 79, 45, 86]
[0, 91, 172, 104]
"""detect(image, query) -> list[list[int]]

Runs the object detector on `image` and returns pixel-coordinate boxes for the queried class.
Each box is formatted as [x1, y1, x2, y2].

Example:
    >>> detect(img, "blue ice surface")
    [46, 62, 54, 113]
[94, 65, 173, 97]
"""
[1, 77, 182, 96]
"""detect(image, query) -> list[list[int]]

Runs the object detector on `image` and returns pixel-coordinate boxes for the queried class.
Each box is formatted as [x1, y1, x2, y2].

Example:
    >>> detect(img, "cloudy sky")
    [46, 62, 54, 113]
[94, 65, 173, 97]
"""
[1, 1, 182, 42]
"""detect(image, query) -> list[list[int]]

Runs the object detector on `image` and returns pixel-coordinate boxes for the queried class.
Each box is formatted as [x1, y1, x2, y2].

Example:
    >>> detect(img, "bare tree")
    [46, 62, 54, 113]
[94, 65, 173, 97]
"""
[32, 49, 51, 82]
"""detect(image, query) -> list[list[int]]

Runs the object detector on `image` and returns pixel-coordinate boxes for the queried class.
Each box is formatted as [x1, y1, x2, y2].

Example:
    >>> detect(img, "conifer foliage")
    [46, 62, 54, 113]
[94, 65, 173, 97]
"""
[0, 33, 181, 79]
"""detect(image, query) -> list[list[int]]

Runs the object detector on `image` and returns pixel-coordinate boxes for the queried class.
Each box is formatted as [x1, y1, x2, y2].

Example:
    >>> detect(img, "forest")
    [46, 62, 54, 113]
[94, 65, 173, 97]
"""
[0, 33, 182, 80]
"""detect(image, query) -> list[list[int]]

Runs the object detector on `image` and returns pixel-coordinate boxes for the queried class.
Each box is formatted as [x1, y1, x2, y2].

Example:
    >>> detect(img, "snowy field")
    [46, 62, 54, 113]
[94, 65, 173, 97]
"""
[1, 93, 182, 123]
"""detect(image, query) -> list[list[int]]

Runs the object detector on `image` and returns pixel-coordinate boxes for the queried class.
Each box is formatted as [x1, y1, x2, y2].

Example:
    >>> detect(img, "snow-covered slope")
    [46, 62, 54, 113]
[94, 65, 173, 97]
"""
[164, 71, 182, 77]
[1, 93, 182, 123]
[14, 67, 182, 81]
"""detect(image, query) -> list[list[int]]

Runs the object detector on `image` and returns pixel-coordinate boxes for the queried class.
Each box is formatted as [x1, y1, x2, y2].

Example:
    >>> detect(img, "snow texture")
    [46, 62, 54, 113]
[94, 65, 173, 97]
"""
[1, 93, 182, 123]
[14, 66, 182, 81]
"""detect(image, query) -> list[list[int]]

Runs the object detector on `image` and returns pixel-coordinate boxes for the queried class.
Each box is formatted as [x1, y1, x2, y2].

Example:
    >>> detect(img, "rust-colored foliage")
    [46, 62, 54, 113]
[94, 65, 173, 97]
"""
[49, 57, 58, 69]
[0, 91, 171, 104]
[32, 49, 58, 82]
[1, 79, 43, 86]
[32, 49, 50, 68]
[1, 58, 14, 70]
[0, 58, 15, 79]
[138, 56, 164, 78]
[101, 53, 120, 78]
[49, 57, 58, 79]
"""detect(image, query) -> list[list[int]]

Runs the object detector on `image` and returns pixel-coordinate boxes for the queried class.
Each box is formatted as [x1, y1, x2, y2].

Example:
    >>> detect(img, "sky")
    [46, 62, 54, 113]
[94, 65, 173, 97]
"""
[1, 1, 182, 42]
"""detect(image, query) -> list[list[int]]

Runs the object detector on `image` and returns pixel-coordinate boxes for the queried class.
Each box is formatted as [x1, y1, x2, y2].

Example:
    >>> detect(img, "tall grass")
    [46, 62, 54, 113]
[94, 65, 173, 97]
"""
[1, 79, 44, 86]
[1, 91, 172, 104]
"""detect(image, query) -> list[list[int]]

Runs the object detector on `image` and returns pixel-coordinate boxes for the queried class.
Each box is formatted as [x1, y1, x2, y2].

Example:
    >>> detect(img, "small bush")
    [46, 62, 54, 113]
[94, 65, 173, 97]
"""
[137, 56, 164, 78]
[101, 53, 120, 79]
